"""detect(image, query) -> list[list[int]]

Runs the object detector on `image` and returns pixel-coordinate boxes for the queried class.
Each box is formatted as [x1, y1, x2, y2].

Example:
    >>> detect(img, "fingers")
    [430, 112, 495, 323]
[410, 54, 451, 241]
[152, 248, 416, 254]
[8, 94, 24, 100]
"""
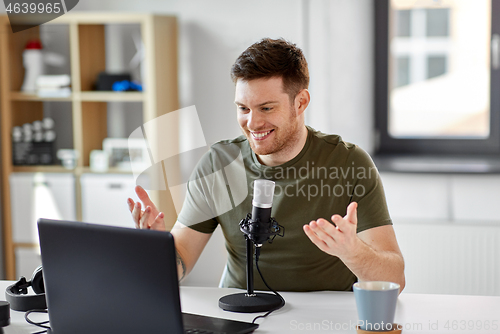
[131, 202, 142, 228]
[139, 206, 152, 229]
[344, 202, 358, 224]
[135, 185, 156, 209]
[316, 218, 340, 236]
[150, 212, 166, 231]
[303, 223, 330, 253]
[303, 219, 340, 255]
[304, 219, 337, 243]
[138, 208, 166, 230]
[130, 186, 161, 229]
[331, 202, 358, 232]
[127, 198, 135, 213]
[305, 203, 360, 258]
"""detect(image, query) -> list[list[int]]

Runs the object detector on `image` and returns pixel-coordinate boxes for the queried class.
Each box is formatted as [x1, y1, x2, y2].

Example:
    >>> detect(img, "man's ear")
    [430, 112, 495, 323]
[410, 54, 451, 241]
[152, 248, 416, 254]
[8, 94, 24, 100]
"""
[294, 89, 310, 116]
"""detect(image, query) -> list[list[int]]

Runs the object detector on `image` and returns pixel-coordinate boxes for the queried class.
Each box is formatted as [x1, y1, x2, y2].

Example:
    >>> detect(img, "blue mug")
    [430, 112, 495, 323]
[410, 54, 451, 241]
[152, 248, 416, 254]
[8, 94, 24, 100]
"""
[353, 281, 400, 331]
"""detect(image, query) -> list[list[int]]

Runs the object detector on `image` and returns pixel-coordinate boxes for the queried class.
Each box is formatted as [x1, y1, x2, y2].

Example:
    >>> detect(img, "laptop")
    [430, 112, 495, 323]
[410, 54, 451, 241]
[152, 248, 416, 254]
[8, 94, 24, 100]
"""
[37, 218, 259, 334]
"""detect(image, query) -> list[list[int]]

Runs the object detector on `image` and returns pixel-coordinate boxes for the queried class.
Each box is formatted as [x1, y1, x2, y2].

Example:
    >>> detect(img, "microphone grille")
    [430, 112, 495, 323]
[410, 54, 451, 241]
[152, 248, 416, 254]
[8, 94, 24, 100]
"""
[252, 179, 275, 208]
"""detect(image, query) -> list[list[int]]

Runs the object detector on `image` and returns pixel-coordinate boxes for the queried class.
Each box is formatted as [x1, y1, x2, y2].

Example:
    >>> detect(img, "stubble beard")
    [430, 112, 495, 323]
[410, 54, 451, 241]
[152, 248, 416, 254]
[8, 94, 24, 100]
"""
[245, 106, 301, 158]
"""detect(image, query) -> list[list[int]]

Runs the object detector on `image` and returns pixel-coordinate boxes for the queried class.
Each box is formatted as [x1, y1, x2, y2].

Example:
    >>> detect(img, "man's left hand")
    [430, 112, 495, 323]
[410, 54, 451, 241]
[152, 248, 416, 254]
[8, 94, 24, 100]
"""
[303, 202, 360, 259]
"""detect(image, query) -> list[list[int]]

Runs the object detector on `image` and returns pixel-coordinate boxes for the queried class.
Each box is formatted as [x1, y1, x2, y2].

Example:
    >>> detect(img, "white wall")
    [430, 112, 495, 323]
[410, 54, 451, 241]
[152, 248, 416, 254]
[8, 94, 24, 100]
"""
[306, 0, 375, 152]
[381, 172, 500, 295]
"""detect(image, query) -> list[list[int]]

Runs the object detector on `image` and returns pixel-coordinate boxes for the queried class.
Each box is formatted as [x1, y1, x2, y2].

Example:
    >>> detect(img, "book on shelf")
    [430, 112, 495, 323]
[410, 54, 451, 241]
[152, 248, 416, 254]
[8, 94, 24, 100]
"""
[36, 74, 71, 98]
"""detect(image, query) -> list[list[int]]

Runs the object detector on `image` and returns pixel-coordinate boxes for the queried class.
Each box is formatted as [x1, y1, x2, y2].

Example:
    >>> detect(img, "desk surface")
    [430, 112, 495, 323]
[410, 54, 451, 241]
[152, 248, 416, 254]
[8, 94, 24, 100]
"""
[1, 281, 499, 333]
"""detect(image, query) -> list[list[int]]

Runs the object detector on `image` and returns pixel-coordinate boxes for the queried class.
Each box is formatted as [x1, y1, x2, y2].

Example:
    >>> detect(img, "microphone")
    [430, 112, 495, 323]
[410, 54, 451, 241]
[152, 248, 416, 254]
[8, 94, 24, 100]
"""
[219, 179, 285, 313]
[240, 179, 284, 246]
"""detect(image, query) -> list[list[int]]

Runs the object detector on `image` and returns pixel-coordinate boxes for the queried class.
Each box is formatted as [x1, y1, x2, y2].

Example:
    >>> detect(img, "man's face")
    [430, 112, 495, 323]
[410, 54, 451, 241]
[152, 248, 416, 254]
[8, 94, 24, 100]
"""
[235, 77, 301, 158]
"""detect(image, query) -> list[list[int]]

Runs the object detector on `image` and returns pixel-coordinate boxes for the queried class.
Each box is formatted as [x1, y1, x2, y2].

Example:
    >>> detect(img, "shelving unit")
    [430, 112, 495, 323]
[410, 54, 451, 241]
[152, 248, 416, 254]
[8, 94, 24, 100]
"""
[0, 13, 180, 279]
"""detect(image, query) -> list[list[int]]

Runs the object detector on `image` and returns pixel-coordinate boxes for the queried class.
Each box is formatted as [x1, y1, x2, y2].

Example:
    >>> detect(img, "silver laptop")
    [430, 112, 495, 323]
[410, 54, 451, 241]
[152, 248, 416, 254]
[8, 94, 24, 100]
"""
[37, 218, 258, 334]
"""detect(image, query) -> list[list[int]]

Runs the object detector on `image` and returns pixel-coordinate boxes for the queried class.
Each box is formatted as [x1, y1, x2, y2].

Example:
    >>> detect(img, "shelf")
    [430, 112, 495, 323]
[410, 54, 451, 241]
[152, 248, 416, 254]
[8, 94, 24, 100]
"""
[50, 12, 153, 24]
[1, 13, 179, 281]
[13, 165, 72, 173]
[10, 92, 72, 102]
[79, 167, 133, 175]
[12, 166, 135, 175]
[9, 91, 145, 102]
[78, 91, 144, 102]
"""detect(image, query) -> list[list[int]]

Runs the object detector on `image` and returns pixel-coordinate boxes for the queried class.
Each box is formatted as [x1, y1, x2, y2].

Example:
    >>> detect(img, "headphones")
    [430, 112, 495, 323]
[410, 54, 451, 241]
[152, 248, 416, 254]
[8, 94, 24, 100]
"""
[5, 266, 47, 311]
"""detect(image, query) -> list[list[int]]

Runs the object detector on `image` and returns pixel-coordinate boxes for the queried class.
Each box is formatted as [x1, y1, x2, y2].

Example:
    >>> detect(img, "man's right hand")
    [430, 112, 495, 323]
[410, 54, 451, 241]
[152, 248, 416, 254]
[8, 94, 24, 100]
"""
[127, 185, 166, 231]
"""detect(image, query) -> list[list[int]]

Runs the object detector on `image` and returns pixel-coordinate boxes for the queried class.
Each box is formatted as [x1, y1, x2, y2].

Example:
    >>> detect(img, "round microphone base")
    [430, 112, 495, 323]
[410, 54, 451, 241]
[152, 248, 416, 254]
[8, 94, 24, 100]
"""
[218, 292, 283, 313]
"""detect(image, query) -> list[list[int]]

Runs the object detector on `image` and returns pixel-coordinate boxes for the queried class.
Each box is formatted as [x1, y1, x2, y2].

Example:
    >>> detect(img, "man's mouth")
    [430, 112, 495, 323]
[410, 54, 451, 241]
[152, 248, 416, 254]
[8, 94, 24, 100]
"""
[251, 130, 274, 140]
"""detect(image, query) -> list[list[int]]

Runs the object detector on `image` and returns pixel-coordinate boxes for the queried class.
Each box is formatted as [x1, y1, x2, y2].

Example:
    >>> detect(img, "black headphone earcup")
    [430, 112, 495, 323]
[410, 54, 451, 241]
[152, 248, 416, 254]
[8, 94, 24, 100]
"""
[31, 266, 45, 295]
[5, 267, 47, 311]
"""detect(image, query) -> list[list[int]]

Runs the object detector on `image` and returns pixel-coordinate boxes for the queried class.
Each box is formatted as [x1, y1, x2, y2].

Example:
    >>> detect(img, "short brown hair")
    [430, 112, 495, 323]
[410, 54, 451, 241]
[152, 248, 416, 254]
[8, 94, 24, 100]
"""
[230, 38, 309, 101]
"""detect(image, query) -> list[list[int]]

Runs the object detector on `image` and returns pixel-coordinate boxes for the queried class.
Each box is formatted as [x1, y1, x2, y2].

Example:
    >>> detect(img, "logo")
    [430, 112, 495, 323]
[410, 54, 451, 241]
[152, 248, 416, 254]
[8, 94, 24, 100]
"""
[128, 106, 248, 225]
[3, 0, 79, 33]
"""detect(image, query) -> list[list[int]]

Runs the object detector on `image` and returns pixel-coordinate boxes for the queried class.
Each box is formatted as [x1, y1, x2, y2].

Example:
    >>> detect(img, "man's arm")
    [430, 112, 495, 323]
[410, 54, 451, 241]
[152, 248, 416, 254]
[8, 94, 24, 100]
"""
[354, 224, 405, 289]
[303, 202, 405, 292]
[127, 186, 211, 281]
[170, 221, 212, 281]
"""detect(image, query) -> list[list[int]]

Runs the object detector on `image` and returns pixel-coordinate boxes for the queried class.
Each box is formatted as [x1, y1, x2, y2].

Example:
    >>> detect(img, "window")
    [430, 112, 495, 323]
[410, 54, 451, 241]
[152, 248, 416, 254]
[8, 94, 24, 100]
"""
[396, 56, 410, 87]
[427, 56, 447, 79]
[375, 0, 500, 155]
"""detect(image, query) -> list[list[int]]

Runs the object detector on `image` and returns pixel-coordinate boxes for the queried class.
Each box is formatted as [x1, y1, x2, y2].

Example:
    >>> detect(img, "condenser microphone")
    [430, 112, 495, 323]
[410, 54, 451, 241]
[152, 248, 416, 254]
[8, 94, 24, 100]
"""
[249, 179, 274, 244]
[240, 180, 283, 246]
[219, 179, 285, 313]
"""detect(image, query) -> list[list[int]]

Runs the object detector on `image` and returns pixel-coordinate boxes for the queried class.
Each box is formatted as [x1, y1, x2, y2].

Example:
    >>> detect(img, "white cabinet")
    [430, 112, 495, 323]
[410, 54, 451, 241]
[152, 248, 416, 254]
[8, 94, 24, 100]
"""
[10, 173, 76, 244]
[81, 174, 149, 228]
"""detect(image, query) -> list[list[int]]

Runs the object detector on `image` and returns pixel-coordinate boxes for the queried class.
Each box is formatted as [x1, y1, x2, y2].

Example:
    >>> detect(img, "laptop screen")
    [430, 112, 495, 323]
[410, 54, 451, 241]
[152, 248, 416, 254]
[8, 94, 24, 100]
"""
[38, 219, 184, 334]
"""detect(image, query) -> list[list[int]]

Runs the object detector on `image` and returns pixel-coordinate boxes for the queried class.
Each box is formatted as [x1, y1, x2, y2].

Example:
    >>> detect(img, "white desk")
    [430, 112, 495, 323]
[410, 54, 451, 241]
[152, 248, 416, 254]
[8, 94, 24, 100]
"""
[1, 281, 499, 333]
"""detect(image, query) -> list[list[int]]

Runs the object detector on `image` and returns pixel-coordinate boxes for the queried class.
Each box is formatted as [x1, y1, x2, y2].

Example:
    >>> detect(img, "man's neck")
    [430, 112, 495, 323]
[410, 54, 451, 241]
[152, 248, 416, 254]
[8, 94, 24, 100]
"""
[257, 126, 309, 167]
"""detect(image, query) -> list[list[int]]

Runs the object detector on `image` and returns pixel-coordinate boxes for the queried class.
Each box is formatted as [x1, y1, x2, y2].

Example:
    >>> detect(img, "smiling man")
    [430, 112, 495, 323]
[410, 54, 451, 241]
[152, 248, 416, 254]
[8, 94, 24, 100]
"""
[129, 38, 405, 292]
[235, 77, 309, 167]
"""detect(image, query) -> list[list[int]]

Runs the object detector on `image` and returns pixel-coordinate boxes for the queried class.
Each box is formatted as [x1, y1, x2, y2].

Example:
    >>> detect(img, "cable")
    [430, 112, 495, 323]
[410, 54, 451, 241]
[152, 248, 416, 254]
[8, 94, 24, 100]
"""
[24, 309, 51, 334]
[251, 247, 285, 324]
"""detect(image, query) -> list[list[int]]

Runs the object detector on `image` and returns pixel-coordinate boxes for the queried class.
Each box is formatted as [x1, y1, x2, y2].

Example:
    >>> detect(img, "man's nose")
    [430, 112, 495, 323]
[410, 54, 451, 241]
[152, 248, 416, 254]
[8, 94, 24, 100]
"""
[247, 110, 265, 130]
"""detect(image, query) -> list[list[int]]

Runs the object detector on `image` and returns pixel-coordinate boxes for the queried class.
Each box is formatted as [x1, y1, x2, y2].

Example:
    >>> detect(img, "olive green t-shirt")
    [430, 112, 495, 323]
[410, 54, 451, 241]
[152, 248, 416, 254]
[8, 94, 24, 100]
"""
[177, 126, 392, 292]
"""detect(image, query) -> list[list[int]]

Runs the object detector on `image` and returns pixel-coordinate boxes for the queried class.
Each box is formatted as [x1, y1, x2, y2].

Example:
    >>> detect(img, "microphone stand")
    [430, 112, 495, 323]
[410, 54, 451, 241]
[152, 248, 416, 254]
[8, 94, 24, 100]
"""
[246, 237, 255, 296]
[218, 215, 283, 313]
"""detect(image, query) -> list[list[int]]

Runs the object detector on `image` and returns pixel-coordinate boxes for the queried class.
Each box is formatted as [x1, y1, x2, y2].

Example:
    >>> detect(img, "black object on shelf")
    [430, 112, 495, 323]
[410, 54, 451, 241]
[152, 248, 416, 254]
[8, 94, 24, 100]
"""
[13, 142, 55, 165]
[95, 72, 131, 91]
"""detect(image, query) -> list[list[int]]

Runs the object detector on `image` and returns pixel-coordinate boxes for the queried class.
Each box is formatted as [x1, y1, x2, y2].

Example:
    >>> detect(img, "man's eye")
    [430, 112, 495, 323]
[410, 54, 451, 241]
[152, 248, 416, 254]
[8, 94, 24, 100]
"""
[261, 107, 272, 111]
[238, 106, 249, 112]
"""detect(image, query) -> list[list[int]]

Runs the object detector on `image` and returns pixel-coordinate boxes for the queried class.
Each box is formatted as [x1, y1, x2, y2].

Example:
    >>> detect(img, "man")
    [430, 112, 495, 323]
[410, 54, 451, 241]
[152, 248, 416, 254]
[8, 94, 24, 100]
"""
[128, 38, 405, 292]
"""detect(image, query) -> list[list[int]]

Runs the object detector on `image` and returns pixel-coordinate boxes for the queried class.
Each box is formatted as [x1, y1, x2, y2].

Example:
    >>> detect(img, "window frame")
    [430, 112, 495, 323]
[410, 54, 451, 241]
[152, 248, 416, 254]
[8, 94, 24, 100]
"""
[374, 0, 500, 156]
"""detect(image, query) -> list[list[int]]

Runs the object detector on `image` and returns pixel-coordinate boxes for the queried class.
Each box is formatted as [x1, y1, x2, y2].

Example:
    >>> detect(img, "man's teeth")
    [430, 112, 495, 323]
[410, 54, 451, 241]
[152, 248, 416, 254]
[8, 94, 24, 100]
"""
[252, 130, 272, 138]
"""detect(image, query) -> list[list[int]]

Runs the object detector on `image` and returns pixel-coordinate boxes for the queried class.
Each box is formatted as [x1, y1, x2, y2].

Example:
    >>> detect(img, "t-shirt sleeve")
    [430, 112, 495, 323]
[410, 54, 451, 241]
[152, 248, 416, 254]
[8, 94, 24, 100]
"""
[347, 146, 392, 233]
[176, 151, 219, 234]
[177, 141, 249, 234]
